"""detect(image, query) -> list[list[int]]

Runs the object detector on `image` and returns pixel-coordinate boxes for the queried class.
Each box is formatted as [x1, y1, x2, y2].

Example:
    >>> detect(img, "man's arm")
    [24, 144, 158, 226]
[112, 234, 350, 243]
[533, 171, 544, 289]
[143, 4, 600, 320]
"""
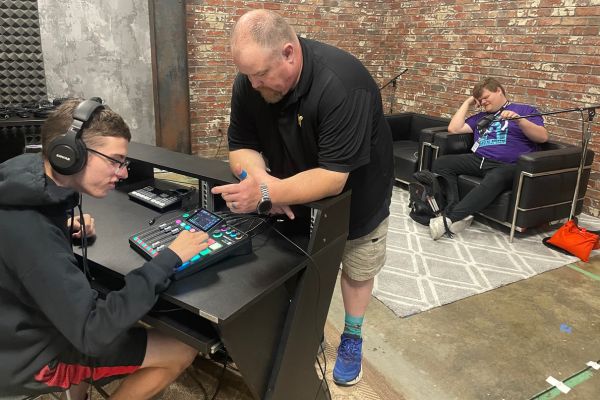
[500, 110, 549, 143]
[448, 96, 477, 134]
[228, 148, 268, 178]
[213, 149, 348, 215]
[268, 167, 348, 205]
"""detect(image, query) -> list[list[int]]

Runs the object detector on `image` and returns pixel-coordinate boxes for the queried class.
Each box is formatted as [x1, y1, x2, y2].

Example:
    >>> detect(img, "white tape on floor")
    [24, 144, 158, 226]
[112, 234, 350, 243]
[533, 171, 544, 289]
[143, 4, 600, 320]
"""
[546, 376, 571, 394]
[586, 361, 600, 370]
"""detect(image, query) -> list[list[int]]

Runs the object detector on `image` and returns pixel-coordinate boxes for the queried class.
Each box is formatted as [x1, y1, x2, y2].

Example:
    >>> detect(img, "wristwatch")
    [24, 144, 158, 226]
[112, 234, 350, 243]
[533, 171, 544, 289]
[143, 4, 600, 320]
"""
[256, 183, 272, 215]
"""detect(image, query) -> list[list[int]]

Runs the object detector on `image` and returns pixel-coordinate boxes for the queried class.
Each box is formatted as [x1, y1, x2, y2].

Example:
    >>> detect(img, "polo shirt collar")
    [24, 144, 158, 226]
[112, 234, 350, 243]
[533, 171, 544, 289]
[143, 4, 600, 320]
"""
[282, 37, 313, 108]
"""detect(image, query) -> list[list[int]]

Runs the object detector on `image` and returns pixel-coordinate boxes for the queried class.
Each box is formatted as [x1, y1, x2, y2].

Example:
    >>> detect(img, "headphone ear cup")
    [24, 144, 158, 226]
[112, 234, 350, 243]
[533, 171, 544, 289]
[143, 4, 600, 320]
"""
[48, 133, 87, 175]
[48, 98, 103, 175]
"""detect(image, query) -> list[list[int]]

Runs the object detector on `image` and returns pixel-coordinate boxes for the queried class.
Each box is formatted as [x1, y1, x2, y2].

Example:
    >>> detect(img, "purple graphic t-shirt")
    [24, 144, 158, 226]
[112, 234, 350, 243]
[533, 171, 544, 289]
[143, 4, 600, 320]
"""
[465, 103, 544, 164]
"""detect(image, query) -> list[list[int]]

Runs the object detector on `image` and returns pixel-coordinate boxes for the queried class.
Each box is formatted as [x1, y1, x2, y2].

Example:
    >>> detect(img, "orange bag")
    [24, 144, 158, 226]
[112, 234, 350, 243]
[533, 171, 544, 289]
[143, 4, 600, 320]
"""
[547, 220, 599, 262]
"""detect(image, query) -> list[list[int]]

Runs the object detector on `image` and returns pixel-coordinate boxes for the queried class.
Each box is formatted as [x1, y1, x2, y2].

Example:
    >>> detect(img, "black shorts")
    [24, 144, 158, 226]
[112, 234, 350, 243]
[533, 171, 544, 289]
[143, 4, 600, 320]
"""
[28, 327, 147, 393]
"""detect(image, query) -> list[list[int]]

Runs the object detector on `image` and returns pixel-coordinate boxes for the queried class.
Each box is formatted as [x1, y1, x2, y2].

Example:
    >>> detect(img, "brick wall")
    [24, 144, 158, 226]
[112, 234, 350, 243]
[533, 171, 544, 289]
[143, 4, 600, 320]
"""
[186, 0, 600, 215]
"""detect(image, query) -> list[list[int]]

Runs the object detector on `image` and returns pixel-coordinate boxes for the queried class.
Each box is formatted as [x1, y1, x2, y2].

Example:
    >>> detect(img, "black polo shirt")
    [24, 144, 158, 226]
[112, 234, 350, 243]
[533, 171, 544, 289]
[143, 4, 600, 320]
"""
[228, 37, 393, 239]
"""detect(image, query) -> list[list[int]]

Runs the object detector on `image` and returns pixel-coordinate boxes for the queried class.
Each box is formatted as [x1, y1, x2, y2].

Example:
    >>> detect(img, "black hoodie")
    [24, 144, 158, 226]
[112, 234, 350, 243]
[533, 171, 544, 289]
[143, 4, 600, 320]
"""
[0, 153, 182, 395]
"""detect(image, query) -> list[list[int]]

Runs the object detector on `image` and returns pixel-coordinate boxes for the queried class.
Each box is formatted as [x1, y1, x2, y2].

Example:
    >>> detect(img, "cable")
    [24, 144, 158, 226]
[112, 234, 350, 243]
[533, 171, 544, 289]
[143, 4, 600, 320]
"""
[186, 365, 209, 400]
[152, 307, 184, 313]
[267, 223, 331, 400]
[209, 350, 228, 400]
[315, 352, 331, 400]
[76, 195, 92, 281]
[75, 195, 98, 399]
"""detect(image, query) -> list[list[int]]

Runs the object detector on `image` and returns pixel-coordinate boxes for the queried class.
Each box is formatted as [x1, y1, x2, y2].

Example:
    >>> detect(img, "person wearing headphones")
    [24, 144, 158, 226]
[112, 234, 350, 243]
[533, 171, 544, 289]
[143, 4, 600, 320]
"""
[0, 99, 208, 399]
[430, 77, 549, 240]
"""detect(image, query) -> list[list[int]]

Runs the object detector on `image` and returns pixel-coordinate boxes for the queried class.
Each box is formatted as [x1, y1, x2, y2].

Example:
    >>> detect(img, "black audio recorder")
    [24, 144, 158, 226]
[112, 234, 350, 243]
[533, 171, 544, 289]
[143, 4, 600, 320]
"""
[129, 208, 252, 280]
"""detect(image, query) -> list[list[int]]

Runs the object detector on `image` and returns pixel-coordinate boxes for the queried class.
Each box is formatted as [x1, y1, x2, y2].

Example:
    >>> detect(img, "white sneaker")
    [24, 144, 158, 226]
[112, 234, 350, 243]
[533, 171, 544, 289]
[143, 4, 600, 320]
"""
[429, 215, 452, 240]
[450, 215, 474, 234]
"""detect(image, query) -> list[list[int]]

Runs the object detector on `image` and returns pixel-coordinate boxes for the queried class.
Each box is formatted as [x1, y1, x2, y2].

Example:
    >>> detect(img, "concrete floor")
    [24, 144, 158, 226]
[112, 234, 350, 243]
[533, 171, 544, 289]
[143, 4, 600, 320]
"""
[327, 255, 600, 399]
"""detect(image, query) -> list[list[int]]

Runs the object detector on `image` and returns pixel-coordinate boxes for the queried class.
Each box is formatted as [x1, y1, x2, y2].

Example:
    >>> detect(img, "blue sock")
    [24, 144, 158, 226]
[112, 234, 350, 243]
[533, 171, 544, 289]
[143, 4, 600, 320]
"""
[343, 314, 364, 337]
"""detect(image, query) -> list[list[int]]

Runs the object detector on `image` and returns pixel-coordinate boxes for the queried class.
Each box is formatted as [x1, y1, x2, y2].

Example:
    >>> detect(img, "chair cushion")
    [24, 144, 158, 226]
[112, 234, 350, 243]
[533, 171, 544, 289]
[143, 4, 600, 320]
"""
[457, 175, 512, 222]
[393, 141, 419, 183]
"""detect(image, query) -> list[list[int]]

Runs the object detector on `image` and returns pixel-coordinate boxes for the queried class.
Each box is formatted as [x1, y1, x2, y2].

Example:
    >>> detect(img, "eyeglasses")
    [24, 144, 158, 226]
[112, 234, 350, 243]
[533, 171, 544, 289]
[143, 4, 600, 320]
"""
[87, 148, 130, 173]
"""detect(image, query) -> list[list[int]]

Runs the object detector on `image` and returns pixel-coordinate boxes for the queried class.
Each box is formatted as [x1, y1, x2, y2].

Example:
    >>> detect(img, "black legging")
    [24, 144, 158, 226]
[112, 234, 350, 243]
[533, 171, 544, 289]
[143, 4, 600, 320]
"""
[432, 153, 516, 222]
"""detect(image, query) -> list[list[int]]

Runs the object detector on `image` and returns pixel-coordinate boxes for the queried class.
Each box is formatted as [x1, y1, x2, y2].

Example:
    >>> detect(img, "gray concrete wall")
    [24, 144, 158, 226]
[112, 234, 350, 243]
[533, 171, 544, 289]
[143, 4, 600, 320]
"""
[37, 0, 155, 145]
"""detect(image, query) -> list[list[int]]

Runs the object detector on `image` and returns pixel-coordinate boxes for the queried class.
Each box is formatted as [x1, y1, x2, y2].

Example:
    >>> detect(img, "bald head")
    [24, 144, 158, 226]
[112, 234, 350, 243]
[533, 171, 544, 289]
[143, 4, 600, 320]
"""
[232, 9, 298, 54]
[231, 10, 303, 104]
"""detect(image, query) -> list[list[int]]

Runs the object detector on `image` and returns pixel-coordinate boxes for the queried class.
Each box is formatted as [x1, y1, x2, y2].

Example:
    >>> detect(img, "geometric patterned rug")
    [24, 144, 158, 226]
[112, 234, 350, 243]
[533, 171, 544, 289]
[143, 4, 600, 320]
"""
[373, 186, 600, 318]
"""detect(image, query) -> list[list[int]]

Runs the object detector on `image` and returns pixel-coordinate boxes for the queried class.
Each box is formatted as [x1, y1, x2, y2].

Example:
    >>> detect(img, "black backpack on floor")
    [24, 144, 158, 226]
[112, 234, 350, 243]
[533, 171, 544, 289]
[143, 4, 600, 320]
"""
[408, 171, 448, 226]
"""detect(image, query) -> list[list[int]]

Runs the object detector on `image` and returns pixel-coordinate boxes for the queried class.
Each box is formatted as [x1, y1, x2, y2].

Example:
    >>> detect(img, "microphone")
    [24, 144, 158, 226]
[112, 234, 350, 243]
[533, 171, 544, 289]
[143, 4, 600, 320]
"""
[476, 114, 496, 132]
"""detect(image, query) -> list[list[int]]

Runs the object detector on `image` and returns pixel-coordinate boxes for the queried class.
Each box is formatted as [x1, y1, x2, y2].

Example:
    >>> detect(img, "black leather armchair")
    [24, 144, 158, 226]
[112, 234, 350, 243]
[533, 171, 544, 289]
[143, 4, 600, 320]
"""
[431, 131, 595, 241]
[385, 112, 450, 184]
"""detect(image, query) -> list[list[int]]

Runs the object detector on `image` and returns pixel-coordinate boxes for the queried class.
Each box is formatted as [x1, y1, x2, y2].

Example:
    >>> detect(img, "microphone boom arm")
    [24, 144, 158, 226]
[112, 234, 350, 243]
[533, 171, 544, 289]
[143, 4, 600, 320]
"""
[379, 68, 408, 91]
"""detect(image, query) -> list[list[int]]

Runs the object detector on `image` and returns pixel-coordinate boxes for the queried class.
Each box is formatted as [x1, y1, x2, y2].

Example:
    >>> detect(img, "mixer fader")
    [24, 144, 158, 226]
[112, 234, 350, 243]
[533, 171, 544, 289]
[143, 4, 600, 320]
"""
[129, 208, 252, 280]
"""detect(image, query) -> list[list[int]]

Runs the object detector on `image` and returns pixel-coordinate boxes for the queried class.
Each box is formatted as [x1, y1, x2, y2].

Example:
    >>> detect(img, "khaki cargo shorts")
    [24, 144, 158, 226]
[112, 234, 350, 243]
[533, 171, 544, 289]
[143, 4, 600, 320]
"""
[341, 217, 389, 281]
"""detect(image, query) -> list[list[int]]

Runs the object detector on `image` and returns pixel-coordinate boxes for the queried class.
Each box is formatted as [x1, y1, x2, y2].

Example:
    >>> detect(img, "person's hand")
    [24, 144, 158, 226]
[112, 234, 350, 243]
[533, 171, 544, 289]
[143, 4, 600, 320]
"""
[168, 230, 209, 264]
[500, 109, 520, 120]
[211, 166, 274, 214]
[270, 204, 295, 219]
[68, 214, 96, 239]
[465, 96, 479, 108]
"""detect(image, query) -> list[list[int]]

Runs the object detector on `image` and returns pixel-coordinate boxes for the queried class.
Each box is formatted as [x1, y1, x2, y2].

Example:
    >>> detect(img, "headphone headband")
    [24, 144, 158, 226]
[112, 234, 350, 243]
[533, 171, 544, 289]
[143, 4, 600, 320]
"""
[67, 99, 104, 138]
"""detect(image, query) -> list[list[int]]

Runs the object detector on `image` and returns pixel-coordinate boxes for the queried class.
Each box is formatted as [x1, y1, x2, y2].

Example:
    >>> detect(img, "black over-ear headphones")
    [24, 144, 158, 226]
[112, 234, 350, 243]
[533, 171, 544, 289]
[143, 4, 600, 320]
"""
[48, 98, 104, 175]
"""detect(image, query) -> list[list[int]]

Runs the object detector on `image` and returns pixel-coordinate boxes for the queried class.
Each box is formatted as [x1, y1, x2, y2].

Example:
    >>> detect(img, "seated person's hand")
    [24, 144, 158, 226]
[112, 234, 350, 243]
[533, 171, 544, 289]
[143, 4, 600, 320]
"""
[68, 214, 96, 239]
[464, 96, 479, 108]
[168, 230, 209, 264]
[500, 109, 519, 119]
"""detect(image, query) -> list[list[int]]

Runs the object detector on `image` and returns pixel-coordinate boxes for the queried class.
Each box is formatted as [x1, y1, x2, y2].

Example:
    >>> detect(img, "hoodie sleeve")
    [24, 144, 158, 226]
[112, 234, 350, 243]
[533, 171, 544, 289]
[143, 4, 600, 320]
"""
[5, 213, 181, 357]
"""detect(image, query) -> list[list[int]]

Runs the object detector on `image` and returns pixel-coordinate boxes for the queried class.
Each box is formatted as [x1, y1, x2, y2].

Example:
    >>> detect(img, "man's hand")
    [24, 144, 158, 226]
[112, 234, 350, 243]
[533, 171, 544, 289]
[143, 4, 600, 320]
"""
[499, 109, 520, 120]
[465, 95, 479, 108]
[211, 171, 296, 219]
[68, 214, 96, 239]
[270, 205, 295, 219]
[500, 109, 549, 143]
[212, 172, 262, 213]
[168, 230, 209, 264]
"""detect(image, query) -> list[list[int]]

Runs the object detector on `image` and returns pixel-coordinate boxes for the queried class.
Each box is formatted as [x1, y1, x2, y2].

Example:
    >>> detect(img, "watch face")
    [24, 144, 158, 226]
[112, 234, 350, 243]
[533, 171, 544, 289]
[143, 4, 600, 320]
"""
[257, 199, 272, 215]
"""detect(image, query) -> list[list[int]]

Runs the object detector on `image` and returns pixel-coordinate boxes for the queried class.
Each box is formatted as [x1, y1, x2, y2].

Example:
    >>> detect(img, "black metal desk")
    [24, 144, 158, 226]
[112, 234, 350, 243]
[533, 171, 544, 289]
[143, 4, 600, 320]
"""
[78, 142, 350, 400]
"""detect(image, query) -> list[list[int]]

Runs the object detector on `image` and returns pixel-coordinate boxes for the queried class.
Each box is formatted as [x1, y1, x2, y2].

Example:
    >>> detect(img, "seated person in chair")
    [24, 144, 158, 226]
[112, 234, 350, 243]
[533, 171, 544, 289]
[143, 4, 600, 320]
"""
[0, 99, 209, 399]
[430, 77, 549, 240]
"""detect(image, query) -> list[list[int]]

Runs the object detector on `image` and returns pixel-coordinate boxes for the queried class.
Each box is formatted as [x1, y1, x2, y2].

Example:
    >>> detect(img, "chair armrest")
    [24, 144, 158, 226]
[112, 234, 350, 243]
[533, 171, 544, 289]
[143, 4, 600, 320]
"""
[510, 146, 595, 215]
[516, 147, 594, 174]
[432, 131, 474, 156]
[420, 126, 448, 145]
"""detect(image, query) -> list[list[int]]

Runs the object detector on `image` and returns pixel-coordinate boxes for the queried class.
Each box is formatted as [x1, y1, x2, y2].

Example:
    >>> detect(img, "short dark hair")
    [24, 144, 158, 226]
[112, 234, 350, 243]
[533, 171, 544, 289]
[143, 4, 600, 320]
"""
[41, 99, 131, 158]
[472, 77, 506, 99]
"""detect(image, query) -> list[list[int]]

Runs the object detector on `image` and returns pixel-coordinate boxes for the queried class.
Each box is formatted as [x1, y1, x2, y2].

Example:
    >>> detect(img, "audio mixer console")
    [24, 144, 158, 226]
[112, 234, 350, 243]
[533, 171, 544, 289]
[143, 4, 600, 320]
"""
[129, 208, 252, 280]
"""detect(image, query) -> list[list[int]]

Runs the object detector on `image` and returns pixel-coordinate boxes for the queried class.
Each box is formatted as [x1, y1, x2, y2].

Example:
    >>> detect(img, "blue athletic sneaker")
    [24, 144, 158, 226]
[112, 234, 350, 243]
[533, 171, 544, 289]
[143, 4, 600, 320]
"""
[333, 333, 363, 386]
